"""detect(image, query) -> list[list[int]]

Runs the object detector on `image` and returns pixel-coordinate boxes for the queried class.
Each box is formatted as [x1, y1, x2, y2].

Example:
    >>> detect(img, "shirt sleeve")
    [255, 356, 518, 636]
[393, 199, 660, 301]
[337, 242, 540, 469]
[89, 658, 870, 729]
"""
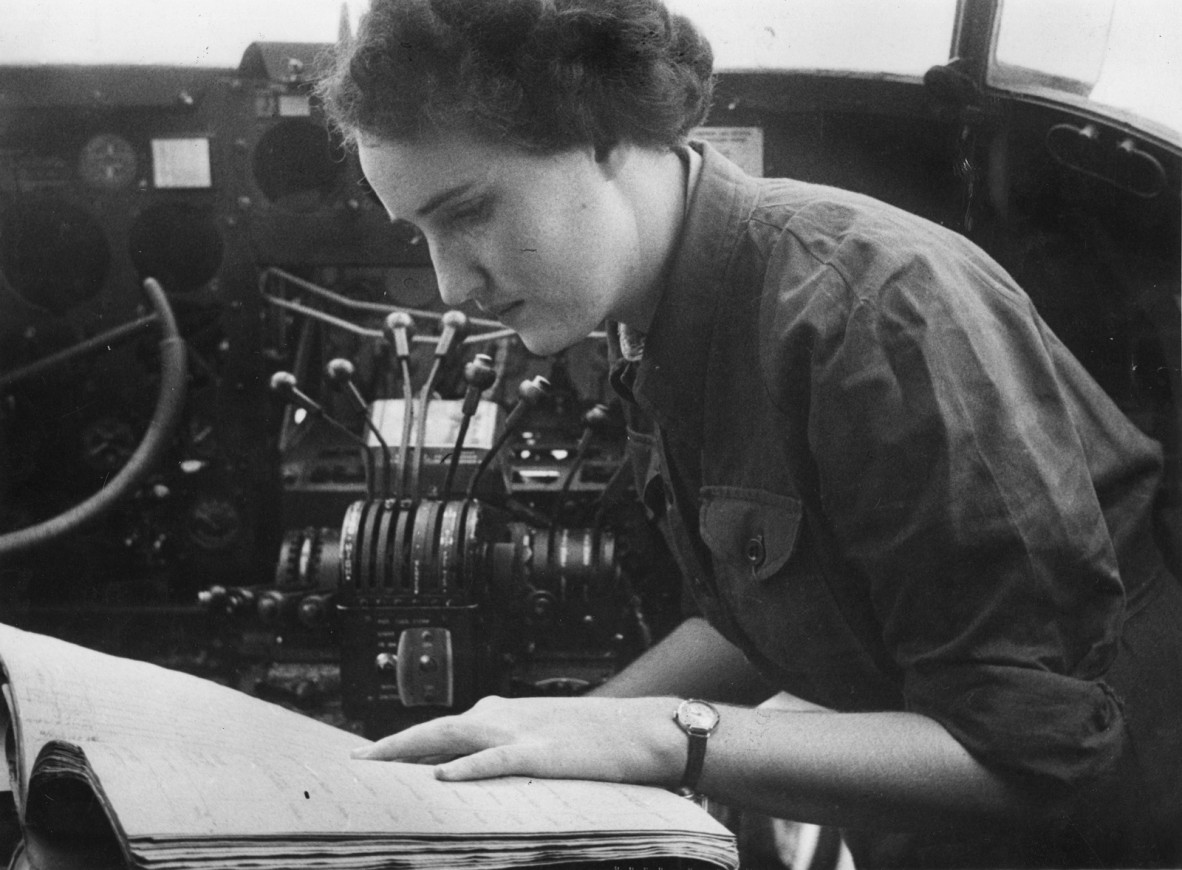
[784, 228, 1128, 795]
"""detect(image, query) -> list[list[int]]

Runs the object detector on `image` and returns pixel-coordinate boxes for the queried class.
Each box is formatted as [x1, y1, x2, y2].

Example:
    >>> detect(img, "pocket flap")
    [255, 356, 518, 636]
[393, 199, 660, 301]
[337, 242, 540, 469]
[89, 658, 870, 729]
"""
[699, 486, 803, 582]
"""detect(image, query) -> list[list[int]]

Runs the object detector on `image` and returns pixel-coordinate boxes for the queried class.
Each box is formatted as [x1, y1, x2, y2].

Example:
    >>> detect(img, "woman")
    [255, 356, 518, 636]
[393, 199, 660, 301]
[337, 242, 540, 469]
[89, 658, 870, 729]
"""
[317, 0, 1182, 865]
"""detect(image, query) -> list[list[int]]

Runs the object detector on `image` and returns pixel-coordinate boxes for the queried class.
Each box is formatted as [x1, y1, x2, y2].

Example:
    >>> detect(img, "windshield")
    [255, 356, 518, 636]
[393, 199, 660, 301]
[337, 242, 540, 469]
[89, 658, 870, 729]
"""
[668, 0, 956, 75]
[1, 0, 1175, 144]
[2, 0, 956, 75]
[989, 0, 1181, 144]
[0, 0, 370, 67]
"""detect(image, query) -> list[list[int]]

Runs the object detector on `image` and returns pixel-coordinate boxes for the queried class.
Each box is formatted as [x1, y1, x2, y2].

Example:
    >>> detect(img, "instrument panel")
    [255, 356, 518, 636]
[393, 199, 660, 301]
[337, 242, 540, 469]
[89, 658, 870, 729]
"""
[0, 47, 432, 632]
[0, 44, 644, 694]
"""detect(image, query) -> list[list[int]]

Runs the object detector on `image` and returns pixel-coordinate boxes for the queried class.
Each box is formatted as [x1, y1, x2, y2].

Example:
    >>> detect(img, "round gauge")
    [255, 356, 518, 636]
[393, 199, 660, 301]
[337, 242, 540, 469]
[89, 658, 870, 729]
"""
[187, 496, 243, 550]
[78, 134, 138, 190]
[79, 416, 137, 472]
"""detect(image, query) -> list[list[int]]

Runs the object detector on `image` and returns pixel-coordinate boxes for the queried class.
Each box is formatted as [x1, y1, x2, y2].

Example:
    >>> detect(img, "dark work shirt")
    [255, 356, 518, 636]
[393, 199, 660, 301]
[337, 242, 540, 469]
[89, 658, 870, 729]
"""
[611, 143, 1182, 867]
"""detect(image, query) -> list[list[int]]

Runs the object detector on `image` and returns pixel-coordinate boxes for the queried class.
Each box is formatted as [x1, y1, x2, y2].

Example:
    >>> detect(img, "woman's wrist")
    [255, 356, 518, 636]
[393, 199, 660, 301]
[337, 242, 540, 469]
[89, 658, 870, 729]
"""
[619, 695, 698, 789]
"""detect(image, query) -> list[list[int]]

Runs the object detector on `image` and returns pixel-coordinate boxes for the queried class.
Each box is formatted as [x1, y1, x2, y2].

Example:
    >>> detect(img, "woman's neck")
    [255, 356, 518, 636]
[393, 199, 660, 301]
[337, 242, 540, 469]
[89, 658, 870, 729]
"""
[609, 145, 692, 335]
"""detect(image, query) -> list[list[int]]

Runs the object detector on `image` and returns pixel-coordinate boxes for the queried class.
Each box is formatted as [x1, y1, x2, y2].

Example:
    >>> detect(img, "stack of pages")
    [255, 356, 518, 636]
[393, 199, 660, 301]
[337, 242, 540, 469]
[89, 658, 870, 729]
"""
[0, 623, 737, 870]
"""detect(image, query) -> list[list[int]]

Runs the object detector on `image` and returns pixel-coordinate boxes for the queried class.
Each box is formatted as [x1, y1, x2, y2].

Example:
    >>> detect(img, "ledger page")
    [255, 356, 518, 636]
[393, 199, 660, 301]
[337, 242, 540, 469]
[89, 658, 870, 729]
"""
[0, 624, 360, 795]
[0, 624, 734, 861]
[77, 739, 726, 840]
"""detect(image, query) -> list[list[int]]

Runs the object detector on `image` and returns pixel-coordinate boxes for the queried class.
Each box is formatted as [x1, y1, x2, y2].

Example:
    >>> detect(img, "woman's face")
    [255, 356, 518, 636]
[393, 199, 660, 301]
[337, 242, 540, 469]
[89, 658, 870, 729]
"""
[358, 131, 646, 356]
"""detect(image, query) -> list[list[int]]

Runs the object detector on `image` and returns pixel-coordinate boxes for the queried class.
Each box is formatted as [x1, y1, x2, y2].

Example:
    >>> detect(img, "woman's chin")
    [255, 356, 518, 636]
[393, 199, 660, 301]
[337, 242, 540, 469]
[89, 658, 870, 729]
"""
[515, 326, 587, 357]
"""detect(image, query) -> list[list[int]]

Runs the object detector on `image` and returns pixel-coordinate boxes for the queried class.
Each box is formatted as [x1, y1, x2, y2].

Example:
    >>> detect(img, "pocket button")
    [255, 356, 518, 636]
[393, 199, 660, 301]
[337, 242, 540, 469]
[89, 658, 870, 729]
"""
[744, 535, 766, 568]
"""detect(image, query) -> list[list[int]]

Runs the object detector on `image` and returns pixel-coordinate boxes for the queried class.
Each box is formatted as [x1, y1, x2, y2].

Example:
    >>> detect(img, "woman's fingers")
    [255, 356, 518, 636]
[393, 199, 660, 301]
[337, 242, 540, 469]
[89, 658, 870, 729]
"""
[352, 714, 494, 761]
[435, 745, 526, 781]
[350, 695, 685, 786]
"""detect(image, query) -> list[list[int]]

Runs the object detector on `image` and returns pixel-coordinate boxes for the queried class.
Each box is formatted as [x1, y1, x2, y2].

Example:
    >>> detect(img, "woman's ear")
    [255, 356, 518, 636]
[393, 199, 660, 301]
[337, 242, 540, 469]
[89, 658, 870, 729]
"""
[593, 139, 632, 182]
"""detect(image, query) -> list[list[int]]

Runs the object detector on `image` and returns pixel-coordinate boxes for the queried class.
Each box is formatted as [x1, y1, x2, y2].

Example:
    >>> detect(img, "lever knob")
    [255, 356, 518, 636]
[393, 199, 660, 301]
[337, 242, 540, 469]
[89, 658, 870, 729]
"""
[518, 375, 551, 405]
[435, 310, 470, 358]
[298, 594, 333, 628]
[382, 312, 415, 359]
[269, 370, 298, 396]
[325, 357, 355, 386]
[461, 354, 497, 415]
[269, 370, 324, 417]
[584, 403, 611, 430]
[464, 354, 497, 389]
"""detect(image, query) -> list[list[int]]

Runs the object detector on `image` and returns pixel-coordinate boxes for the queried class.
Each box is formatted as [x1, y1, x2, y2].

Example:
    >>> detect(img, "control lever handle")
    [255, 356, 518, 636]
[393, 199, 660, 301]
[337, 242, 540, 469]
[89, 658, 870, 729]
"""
[556, 403, 612, 514]
[382, 312, 416, 500]
[410, 311, 469, 500]
[326, 358, 391, 498]
[442, 353, 497, 500]
[461, 354, 498, 415]
[382, 311, 415, 361]
[269, 371, 323, 417]
[466, 375, 551, 500]
[271, 370, 374, 488]
[433, 310, 469, 360]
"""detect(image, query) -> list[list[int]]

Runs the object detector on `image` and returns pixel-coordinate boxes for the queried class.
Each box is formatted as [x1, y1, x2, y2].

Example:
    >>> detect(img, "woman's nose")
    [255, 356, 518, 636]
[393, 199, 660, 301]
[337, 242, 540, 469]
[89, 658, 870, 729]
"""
[429, 238, 481, 309]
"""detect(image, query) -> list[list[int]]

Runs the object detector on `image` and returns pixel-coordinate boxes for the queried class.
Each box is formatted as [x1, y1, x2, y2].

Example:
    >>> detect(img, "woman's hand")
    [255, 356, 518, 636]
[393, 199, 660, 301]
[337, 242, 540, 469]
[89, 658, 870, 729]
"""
[352, 694, 687, 785]
[351, 693, 1040, 830]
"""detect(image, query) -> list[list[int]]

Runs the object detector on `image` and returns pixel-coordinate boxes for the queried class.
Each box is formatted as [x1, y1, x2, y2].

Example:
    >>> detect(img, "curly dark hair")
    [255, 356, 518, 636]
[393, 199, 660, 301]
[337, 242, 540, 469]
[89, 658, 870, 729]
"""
[316, 0, 714, 153]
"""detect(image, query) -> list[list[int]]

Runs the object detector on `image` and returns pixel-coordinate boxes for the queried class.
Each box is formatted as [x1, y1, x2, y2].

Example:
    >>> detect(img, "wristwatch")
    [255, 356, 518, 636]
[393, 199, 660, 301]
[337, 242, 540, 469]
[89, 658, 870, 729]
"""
[673, 698, 720, 794]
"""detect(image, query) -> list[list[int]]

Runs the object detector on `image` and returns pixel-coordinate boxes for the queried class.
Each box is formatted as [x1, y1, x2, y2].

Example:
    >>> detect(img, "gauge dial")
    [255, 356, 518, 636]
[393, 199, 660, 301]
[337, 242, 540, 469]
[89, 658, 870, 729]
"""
[80, 416, 137, 472]
[78, 133, 138, 190]
[187, 496, 243, 550]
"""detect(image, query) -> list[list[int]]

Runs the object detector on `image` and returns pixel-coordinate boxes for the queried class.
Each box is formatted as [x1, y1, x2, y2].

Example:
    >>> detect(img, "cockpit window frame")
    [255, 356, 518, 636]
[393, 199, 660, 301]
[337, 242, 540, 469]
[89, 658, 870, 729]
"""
[962, 0, 1182, 151]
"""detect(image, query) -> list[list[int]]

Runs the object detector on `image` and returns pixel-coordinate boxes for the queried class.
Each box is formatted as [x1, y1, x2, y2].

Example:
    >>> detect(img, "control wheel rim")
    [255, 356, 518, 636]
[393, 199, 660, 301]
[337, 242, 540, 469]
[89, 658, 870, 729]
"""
[0, 277, 187, 556]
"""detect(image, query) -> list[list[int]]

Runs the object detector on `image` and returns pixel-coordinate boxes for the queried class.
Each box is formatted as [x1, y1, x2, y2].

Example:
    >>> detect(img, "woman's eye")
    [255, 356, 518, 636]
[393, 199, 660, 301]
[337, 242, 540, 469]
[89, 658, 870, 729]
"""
[450, 199, 490, 227]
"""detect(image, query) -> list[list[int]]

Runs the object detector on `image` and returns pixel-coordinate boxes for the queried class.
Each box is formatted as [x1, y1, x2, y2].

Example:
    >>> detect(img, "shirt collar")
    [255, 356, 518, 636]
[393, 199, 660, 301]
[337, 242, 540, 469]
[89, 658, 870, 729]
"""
[623, 142, 761, 441]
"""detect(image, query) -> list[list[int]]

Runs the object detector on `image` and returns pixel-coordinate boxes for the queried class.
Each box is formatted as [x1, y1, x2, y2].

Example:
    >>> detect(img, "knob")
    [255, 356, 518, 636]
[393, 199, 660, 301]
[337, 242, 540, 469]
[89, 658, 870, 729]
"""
[269, 370, 298, 396]
[256, 591, 285, 625]
[382, 312, 415, 359]
[325, 358, 355, 385]
[434, 310, 469, 358]
[519, 375, 551, 405]
[463, 353, 497, 390]
[297, 594, 332, 628]
[461, 353, 497, 414]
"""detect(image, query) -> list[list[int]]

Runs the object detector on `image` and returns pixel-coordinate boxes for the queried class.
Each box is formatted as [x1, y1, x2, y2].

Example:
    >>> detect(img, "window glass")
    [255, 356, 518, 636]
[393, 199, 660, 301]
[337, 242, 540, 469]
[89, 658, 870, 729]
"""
[0, 0, 956, 77]
[0, 0, 370, 66]
[990, 0, 1182, 143]
[667, 0, 957, 75]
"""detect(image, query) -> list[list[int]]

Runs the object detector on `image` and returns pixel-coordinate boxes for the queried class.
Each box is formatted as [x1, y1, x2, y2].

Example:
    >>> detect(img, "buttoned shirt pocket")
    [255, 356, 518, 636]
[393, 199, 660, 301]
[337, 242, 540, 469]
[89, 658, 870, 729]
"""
[699, 486, 802, 583]
[698, 485, 902, 709]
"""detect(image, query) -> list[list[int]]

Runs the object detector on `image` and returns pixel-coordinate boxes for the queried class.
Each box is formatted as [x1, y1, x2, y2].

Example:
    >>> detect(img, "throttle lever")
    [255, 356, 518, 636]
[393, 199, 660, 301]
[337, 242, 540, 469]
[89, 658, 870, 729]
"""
[382, 311, 416, 500]
[442, 353, 497, 501]
[326, 358, 392, 498]
[410, 311, 469, 500]
[465, 375, 551, 500]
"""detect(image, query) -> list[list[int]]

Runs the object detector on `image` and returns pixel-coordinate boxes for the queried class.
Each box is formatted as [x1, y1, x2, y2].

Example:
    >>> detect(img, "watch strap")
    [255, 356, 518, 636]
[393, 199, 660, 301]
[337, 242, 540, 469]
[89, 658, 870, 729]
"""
[674, 699, 719, 795]
[680, 730, 708, 792]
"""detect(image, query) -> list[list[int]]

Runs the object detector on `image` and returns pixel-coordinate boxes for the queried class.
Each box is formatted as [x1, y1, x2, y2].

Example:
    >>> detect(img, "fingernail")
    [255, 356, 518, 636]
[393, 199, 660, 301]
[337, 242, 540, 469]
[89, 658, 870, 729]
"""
[350, 746, 371, 758]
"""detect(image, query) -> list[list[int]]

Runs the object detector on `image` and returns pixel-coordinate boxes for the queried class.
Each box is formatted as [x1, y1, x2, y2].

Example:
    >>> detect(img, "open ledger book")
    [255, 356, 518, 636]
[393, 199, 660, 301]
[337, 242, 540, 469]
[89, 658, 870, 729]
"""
[0, 624, 738, 870]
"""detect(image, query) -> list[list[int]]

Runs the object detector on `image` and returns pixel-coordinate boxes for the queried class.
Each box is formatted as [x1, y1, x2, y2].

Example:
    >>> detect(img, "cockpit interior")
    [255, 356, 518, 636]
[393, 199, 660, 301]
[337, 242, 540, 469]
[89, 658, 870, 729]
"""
[0, 2, 1178, 867]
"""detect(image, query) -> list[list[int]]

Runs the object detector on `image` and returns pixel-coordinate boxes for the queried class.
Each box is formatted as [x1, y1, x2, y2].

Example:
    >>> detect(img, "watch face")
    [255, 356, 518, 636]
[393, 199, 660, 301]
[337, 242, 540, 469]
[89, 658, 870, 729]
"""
[679, 699, 720, 734]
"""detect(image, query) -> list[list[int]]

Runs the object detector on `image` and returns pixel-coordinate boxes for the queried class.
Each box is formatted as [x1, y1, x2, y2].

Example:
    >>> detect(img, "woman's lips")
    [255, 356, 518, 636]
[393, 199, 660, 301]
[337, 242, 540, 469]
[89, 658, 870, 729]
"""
[492, 300, 523, 323]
